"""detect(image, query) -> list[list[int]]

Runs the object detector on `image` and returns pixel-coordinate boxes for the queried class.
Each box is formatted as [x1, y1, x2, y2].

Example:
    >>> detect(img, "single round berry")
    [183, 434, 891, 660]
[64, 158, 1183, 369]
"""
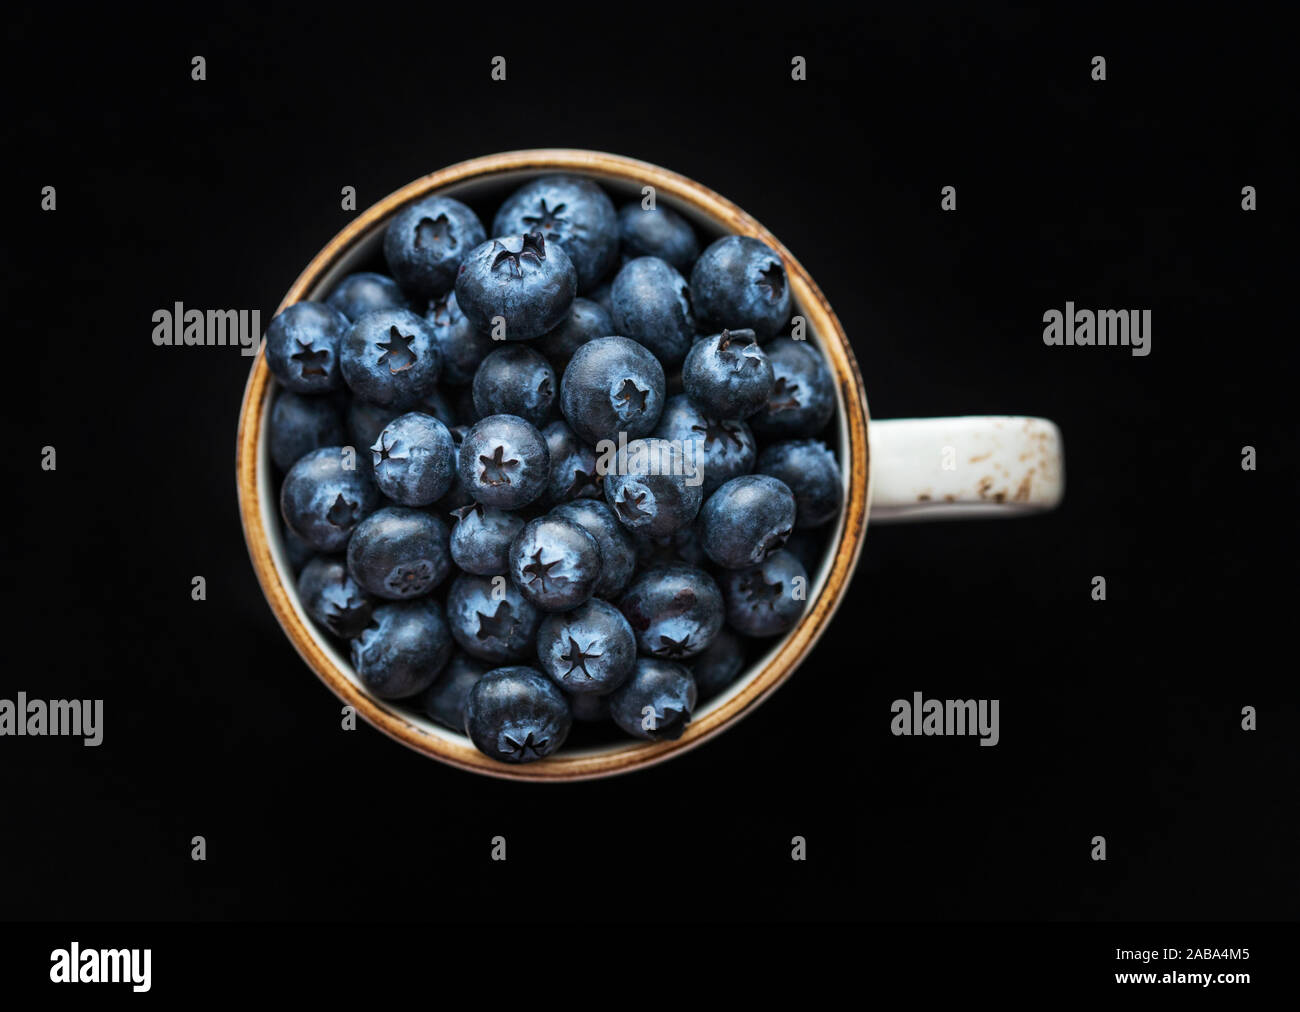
[425, 289, 497, 386]
[617, 201, 699, 272]
[756, 439, 841, 529]
[691, 627, 746, 698]
[492, 175, 619, 292]
[268, 390, 346, 472]
[587, 280, 614, 316]
[370, 411, 456, 506]
[280, 446, 380, 552]
[340, 309, 443, 410]
[508, 516, 603, 613]
[568, 691, 610, 722]
[351, 600, 453, 699]
[654, 393, 756, 497]
[722, 549, 808, 638]
[749, 337, 835, 438]
[422, 652, 488, 732]
[446, 573, 542, 664]
[383, 195, 486, 298]
[449, 502, 526, 575]
[472, 345, 556, 426]
[457, 414, 550, 509]
[543, 420, 603, 504]
[281, 526, 315, 573]
[454, 232, 577, 340]
[559, 336, 665, 446]
[619, 565, 723, 660]
[297, 556, 374, 638]
[346, 506, 452, 600]
[603, 438, 704, 537]
[682, 328, 775, 419]
[465, 666, 573, 763]
[537, 599, 636, 695]
[610, 256, 695, 367]
[326, 272, 410, 322]
[265, 301, 350, 394]
[689, 235, 792, 340]
[607, 658, 697, 741]
[548, 499, 637, 600]
[698, 475, 796, 569]
[535, 297, 614, 368]
[347, 400, 398, 462]
[634, 526, 706, 569]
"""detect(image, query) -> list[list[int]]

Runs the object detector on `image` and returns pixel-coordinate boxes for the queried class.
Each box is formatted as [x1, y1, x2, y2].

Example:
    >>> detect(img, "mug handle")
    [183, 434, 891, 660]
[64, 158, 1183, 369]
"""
[868, 416, 1065, 523]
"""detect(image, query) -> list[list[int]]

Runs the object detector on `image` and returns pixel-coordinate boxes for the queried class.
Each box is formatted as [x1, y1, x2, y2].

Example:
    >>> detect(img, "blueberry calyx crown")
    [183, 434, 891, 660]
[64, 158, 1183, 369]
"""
[491, 231, 548, 277]
[757, 261, 785, 298]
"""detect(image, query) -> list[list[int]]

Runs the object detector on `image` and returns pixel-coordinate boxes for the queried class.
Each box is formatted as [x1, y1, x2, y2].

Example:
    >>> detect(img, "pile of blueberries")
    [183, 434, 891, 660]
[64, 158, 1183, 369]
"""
[266, 174, 841, 764]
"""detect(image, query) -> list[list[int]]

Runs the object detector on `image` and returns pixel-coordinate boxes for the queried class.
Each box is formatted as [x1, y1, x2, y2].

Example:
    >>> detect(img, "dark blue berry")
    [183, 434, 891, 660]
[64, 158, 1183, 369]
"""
[422, 652, 488, 732]
[698, 475, 796, 569]
[617, 201, 699, 271]
[280, 446, 380, 552]
[492, 175, 618, 292]
[559, 336, 665, 446]
[603, 438, 704, 537]
[454, 232, 577, 340]
[370, 411, 456, 506]
[689, 235, 792, 340]
[755, 439, 841, 529]
[326, 272, 410, 322]
[508, 515, 603, 612]
[682, 328, 774, 419]
[280, 525, 315, 573]
[266, 301, 350, 394]
[750, 337, 834, 438]
[346, 400, 398, 461]
[457, 414, 550, 509]
[537, 599, 636, 695]
[535, 297, 614, 368]
[383, 195, 486, 298]
[269, 390, 346, 471]
[472, 345, 556, 426]
[653, 394, 755, 497]
[346, 506, 452, 600]
[297, 556, 374, 638]
[446, 573, 542, 664]
[543, 420, 603, 504]
[568, 691, 610, 722]
[607, 658, 697, 741]
[548, 499, 636, 600]
[351, 600, 452, 698]
[425, 290, 496, 386]
[690, 627, 745, 698]
[633, 527, 707, 569]
[449, 502, 526, 575]
[609, 257, 695, 366]
[722, 549, 808, 638]
[619, 565, 723, 659]
[465, 666, 572, 763]
[340, 309, 443, 410]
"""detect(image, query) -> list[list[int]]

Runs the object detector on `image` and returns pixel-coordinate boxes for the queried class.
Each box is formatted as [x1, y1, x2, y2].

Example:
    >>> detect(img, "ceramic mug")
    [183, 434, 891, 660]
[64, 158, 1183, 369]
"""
[235, 149, 1064, 781]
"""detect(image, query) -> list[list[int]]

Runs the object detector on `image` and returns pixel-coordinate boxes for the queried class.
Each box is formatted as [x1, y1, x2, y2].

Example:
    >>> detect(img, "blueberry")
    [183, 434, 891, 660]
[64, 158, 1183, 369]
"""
[370, 411, 456, 506]
[383, 195, 486, 298]
[492, 175, 618, 292]
[619, 565, 723, 660]
[351, 600, 452, 699]
[603, 438, 704, 537]
[347, 400, 398, 459]
[617, 201, 699, 271]
[535, 297, 614, 368]
[326, 272, 410, 322]
[280, 446, 380, 552]
[749, 337, 835, 438]
[781, 528, 828, 576]
[449, 502, 526, 575]
[297, 556, 374, 638]
[346, 506, 452, 600]
[422, 652, 488, 732]
[537, 599, 636, 695]
[433, 426, 477, 514]
[543, 420, 603, 504]
[457, 414, 550, 509]
[548, 499, 637, 600]
[609, 257, 695, 366]
[633, 526, 706, 569]
[465, 666, 572, 763]
[567, 691, 610, 722]
[721, 549, 808, 638]
[587, 280, 614, 316]
[413, 387, 458, 429]
[265, 301, 350, 394]
[472, 345, 556, 426]
[446, 573, 542, 663]
[268, 390, 346, 471]
[682, 328, 774, 419]
[755, 439, 841, 529]
[559, 336, 665, 446]
[653, 393, 756, 497]
[690, 235, 792, 340]
[280, 525, 315, 573]
[454, 232, 577, 341]
[607, 658, 697, 741]
[690, 627, 745, 698]
[340, 308, 443, 410]
[425, 290, 497, 386]
[508, 515, 603, 612]
[698, 475, 796, 569]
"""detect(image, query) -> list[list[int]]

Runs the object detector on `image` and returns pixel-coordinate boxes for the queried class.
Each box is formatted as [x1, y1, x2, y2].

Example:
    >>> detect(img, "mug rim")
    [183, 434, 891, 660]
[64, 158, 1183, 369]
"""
[235, 148, 872, 781]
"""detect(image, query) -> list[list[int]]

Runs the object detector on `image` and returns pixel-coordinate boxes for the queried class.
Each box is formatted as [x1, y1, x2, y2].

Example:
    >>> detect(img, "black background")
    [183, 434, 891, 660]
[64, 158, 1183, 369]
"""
[4, 6, 1295, 930]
